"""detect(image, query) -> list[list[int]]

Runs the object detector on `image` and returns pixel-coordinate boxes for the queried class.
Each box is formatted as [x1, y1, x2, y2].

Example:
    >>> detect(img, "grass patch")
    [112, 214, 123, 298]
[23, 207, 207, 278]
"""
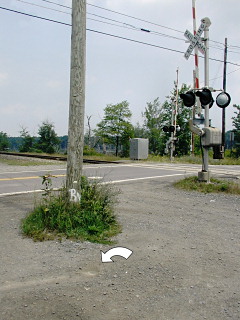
[146, 155, 204, 164]
[209, 158, 240, 165]
[84, 154, 125, 162]
[174, 176, 240, 195]
[21, 176, 121, 243]
[147, 154, 240, 165]
[0, 158, 60, 166]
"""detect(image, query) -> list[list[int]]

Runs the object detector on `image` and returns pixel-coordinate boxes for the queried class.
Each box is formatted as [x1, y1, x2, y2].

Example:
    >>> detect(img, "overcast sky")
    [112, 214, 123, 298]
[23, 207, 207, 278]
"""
[0, 0, 240, 137]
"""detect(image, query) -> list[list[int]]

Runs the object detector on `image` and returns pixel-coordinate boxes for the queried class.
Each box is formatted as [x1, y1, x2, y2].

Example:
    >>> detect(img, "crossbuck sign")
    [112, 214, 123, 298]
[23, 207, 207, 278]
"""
[184, 21, 206, 60]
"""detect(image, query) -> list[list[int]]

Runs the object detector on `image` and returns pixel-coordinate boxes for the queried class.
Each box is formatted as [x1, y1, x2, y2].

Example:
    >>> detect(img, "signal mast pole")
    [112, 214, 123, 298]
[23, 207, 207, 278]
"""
[191, 0, 200, 155]
[192, 0, 201, 113]
[170, 68, 179, 161]
[222, 38, 228, 152]
[199, 17, 211, 182]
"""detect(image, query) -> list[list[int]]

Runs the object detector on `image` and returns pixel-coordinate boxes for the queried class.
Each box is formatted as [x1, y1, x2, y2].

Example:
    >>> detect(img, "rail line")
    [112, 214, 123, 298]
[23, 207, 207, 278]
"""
[0, 151, 121, 164]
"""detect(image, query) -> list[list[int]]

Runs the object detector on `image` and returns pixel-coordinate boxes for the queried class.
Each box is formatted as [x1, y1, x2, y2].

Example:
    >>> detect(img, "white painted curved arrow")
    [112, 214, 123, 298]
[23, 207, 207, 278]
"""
[101, 247, 133, 263]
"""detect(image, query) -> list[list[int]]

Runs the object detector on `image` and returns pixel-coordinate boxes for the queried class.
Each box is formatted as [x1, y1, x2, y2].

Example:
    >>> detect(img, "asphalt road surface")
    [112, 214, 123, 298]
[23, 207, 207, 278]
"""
[0, 161, 239, 196]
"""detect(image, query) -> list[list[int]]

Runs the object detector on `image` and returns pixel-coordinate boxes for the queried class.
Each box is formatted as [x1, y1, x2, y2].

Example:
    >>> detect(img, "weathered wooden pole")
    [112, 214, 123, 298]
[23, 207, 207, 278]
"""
[66, 0, 86, 193]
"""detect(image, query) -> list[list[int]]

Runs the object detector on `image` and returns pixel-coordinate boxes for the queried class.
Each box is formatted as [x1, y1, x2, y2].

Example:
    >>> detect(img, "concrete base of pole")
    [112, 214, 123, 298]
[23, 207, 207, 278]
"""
[198, 170, 211, 182]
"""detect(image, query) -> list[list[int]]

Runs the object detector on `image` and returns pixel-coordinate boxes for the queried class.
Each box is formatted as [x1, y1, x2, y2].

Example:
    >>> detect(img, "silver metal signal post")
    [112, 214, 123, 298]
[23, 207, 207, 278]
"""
[198, 17, 211, 183]
[170, 68, 179, 161]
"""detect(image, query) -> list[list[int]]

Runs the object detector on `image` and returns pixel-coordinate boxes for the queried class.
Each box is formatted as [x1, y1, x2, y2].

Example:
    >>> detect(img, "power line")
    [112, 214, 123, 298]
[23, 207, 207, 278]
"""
[38, 0, 70, 10]
[38, 0, 240, 50]
[87, 2, 184, 34]
[1, 5, 240, 68]
[14, 0, 187, 43]
[15, 1, 238, 52]
[14, 0, 142, 32]
[0, 6, 184, 54]
[15, 0, 70, 15]
[86, 2, 237, 49]
[210, 66, 240, 82]
[12, 0, 227, 50]
[0, 6, 71, 26]
[39, 0, 184, 34]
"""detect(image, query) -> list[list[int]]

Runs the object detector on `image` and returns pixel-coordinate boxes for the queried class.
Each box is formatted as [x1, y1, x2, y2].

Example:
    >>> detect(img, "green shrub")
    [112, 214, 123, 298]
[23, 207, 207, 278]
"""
[83, 146, 100, 156]
[21, 176, 121, 243]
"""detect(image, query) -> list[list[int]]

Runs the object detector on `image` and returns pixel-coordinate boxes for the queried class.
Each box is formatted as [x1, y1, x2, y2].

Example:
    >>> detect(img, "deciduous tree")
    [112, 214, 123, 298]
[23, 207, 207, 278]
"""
[95, 101, 134, 156]
[232, 104, 240, 157]
[142, 83, 192, 156]
[19, 127, 34, 152]
[0, 131, 9, 151]
[142, 98, 165, 155]
[36, 121, 60, 154]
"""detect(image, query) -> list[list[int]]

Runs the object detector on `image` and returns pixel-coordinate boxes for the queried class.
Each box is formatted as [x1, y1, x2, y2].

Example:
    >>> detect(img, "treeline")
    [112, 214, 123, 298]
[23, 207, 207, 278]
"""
[1, 83, 240, 158]
[1, 123, 67, 154]
[6, 135, 68, 153]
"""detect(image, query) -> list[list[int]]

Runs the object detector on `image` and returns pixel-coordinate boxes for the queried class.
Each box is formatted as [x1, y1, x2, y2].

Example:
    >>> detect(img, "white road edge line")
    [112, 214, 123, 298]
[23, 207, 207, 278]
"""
[0, 188, 60, 197]
[0, 173, 189, 197]
[100, 173, 188, 184]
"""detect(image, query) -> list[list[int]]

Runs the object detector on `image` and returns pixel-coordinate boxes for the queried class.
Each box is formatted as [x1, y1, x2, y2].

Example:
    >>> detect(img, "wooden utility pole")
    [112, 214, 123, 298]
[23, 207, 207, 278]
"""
[66, 0, 86, 192]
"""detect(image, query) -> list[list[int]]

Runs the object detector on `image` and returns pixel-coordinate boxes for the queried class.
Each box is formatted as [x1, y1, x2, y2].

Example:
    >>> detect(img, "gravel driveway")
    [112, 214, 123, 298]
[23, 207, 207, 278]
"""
[0, 176, 239, 320]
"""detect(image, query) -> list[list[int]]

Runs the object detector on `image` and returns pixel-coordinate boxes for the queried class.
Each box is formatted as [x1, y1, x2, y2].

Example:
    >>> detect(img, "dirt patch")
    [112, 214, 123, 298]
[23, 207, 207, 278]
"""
[0, 177, 239, 319]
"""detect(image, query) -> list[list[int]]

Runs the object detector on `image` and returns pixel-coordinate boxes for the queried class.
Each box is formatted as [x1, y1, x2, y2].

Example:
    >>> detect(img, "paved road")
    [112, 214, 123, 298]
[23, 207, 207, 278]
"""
[0, 162, 239, 196]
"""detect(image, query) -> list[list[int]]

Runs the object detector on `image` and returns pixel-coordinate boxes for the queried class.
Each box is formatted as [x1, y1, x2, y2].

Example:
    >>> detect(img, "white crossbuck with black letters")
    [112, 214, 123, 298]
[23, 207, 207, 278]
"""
[184, 21, 206, 60]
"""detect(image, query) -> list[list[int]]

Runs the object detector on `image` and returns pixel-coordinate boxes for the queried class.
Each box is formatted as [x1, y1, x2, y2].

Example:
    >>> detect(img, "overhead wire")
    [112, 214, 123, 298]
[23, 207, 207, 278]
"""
[38, 0, 184, 34]
[37, 0, 70, 10]
[86, 2, 184, 34]
[38, 0, 240, 51]
[12, 0, 229, 50]
[0, 6, 186, 55]
[1, 5, 240, 68]
[15, 0, 70, 14]
[210, 67, 240, 82]
[14, 0, 187, 43]
[14, 0, 141, 32]
[0, 6, 71, 26]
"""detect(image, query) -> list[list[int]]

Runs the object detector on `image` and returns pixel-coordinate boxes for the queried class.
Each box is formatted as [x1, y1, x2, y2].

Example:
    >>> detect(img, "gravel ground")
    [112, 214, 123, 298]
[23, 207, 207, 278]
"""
[0, 176, 240, 320]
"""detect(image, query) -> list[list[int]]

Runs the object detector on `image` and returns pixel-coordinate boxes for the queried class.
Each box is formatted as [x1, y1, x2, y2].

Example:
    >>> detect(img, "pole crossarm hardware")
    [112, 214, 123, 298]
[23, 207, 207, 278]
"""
[189, 119, 204, 136]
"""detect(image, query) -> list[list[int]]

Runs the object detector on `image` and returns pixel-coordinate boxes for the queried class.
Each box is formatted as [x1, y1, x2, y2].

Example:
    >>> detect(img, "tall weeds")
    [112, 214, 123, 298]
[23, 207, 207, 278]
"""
[21, 176, 121, 243]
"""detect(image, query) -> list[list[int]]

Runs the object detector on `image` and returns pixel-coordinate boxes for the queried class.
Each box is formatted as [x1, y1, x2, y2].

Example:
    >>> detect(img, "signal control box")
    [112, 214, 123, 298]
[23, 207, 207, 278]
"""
[130, 138, 149, 160]
[201, 127, 222, 147]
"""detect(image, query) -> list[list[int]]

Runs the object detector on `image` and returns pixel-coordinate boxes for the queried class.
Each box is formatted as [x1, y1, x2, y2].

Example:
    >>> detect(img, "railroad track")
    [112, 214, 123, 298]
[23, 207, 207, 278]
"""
[0, 151, 121, 164]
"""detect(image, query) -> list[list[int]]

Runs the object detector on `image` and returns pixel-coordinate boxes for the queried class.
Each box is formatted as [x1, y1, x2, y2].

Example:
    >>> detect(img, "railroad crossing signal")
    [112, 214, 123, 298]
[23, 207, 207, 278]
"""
[179, 91, 196, 107]
[180, 89, 214, 109]
[163, 125, 175, 133]
[216, 91, 231, 108]
[180, 89, 231, 110]
[184, 20, 206, 60]
[195, 88, 214, 108]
